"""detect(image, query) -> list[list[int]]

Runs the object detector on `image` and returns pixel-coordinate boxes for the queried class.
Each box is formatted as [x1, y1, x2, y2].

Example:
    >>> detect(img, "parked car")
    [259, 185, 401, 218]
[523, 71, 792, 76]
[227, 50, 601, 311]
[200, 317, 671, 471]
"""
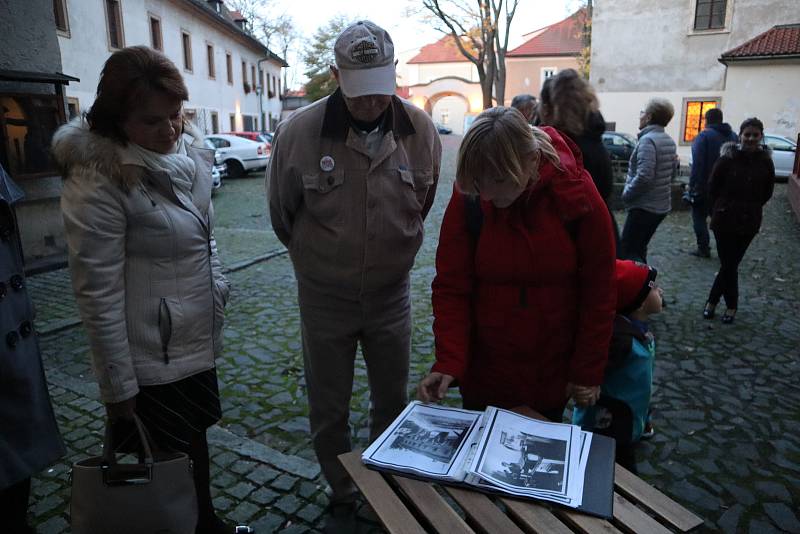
[687, 133, 797, 182]
[764, 133, 797, 180]
[223, 131, 272, 156]
[602, 131, 637, 162]
[204, 134, 269, 178]
[436, 123, 453, 135]
[203, 138, 227, 191]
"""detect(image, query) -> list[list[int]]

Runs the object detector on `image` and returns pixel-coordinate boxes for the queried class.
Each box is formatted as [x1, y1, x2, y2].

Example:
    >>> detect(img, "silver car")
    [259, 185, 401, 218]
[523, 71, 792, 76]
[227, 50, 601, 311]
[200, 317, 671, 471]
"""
[764, 134, 797, 180]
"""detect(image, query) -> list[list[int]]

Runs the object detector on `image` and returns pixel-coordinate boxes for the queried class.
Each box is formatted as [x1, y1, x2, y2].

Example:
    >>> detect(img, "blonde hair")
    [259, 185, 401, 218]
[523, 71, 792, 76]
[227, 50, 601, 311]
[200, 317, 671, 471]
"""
[538, 68, 599, 137]
[457, 107, 561, 195]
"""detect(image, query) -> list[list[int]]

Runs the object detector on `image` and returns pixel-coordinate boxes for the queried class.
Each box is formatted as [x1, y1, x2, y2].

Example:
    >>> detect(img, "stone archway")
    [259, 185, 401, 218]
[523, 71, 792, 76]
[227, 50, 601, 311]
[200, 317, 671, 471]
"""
[406, 76, 491, 134]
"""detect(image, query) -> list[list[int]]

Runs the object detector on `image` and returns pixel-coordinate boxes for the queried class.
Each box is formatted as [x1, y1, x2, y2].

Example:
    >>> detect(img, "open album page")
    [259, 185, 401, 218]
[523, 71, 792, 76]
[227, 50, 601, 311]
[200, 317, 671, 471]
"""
[362, 401, 483, 482]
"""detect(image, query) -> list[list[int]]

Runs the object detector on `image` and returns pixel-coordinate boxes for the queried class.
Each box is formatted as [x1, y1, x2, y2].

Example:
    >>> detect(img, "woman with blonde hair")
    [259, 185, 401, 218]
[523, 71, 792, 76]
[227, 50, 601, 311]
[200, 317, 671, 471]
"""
[418, 107, 616, 420]
[539, 69, 618, 249]
[53, 46, 243, 533]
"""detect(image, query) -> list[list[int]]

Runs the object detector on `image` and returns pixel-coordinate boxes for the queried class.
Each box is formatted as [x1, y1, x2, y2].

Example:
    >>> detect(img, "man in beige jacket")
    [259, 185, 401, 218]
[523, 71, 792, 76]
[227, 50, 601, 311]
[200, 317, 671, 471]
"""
[267, 20, 441, 512]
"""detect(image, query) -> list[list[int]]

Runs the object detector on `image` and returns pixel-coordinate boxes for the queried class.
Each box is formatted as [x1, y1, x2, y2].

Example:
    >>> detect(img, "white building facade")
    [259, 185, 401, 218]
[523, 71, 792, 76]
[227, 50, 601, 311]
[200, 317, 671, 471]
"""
[590, 0, 799, 158]
[55, 0, 286, 133]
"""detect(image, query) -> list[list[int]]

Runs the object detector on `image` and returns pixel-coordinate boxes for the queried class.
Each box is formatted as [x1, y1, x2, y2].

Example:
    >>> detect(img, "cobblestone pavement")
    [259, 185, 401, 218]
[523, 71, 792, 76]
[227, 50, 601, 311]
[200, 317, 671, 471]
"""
[28, 134, 800, 533]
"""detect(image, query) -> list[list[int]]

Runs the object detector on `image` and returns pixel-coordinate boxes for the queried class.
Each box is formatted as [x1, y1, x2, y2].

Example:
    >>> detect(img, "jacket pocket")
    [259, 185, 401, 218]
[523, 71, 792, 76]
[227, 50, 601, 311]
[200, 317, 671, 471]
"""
[158, 298, 172, 364]
[301, 170, 346, 225]
[211, 280, 228, 358]
[398, 169, 433, 212]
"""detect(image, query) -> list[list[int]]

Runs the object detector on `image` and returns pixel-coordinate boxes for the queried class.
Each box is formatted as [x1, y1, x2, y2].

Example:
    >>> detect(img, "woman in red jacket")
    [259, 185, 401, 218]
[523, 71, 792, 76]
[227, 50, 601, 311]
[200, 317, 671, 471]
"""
[418, 107, 617, 421]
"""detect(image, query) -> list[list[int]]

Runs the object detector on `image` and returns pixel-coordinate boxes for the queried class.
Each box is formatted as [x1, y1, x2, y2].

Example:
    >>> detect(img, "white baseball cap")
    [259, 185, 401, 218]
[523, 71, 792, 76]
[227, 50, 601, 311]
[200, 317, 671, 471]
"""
[334, 20, 396, 97]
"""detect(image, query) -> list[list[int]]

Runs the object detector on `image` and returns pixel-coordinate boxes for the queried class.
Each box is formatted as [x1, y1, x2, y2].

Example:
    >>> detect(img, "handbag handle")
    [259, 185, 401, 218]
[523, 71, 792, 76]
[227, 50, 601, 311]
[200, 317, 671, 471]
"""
[102, 414, 155, 466]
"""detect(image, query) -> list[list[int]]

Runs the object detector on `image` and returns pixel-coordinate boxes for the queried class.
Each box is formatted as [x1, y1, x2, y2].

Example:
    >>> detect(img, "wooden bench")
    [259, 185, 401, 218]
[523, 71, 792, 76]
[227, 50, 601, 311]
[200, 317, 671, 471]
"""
[339, 451, 703, 534]
[339, 406, 703, 533]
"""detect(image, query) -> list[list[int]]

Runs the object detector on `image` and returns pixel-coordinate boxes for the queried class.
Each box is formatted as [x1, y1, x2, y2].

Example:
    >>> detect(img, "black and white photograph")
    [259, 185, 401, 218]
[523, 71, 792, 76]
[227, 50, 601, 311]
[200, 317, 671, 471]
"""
[471, 409, 575, 496]
[364, 403, 481, 477]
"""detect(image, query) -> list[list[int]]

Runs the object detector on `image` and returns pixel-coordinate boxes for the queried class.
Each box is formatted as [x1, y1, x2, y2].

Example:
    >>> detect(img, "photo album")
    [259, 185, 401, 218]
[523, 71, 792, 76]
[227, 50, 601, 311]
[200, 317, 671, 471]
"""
[361, 401, 608, 511]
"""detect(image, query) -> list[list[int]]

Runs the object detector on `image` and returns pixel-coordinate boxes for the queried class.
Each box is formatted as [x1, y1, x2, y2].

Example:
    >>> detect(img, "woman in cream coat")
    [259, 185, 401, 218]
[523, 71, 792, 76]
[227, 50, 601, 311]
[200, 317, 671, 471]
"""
[53, 46, 238, 534]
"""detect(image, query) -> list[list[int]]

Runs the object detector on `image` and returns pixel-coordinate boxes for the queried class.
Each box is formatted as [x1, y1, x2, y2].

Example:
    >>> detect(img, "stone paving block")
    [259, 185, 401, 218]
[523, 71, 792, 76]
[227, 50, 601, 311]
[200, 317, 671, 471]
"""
[763, 502, 800, 533]
[37, 515, 69, 534]
[229, 501, 261, 523]
[213, 495, 234, 512]
[250, 487, 279, 505]
[274, 494, 302, 515]
[297, 503, 325, 524]
[271, 473, 297, 491]
[754, 480, 791, 501]
[226, 481, 256, 500]
[213, 451, 239, 468]
[717, 503, 745, 533]
[298, 481, 321, 499]
[230, 460, 258, 475]
[32, 495, 63, 517]
[246, 465, 281, 485]
[250, 512, 286, 533]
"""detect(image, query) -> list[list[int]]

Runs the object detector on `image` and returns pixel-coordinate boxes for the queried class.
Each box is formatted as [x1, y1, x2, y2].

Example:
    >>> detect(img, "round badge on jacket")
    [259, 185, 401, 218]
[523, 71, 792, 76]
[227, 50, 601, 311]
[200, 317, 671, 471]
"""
[320, 156, 335, 172]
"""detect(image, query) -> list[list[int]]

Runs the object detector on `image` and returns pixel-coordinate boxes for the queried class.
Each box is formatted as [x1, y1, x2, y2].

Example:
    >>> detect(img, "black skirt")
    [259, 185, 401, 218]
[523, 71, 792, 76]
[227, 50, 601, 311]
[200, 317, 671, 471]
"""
[112, 367, 222, 454]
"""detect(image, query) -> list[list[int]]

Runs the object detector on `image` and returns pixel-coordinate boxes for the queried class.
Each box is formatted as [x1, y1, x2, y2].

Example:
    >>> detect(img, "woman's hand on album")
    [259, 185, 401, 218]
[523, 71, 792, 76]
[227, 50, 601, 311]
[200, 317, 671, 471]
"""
[417, 372, 455, 403]
[568, 383, 601, 407]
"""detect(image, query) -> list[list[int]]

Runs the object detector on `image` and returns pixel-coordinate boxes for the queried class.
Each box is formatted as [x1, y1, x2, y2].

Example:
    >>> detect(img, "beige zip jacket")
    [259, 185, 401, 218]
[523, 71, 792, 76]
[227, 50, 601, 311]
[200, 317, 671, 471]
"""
[53, 119, 229, 403]
[268, 90, 441, 296]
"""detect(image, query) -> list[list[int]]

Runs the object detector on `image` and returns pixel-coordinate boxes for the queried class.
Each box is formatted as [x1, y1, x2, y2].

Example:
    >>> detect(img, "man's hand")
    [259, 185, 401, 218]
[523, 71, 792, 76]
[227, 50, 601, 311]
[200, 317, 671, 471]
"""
[105, 397, 136, 420]
[417, 373, 455, 403]
[567, 383, 601, 407]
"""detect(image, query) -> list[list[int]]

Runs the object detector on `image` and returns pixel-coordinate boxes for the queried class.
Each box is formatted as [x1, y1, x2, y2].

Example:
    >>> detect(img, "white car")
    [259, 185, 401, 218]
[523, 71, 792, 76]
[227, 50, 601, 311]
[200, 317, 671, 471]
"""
[764, 134, 797, 180]
[203, 139, 226, 192]
[204, 134, 269, 178]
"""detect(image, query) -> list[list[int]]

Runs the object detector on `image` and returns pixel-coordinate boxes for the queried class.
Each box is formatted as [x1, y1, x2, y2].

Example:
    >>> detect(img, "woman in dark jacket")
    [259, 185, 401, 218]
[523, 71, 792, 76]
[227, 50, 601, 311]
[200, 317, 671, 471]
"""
[703, 118, 775, 324]
[417, 107, 616, 420]
[539, 69, 619, 252]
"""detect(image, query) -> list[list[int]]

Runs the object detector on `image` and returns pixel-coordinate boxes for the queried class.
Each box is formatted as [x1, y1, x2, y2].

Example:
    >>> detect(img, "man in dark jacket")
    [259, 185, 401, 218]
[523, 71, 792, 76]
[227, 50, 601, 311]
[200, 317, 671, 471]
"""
[689, 108, 737, 257]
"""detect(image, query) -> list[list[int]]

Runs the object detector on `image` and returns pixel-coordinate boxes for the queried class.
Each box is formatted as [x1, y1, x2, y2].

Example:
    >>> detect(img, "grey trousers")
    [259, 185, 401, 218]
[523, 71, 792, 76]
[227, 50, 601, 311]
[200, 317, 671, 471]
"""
[297, 280, 411, 501]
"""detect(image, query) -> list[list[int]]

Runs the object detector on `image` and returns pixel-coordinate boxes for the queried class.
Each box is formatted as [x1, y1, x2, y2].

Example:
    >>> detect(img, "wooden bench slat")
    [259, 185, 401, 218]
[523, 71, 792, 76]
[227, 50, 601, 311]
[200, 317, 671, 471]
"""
[444, 486, 526, 534]
[612, 493, 673, 534]
[556, 508, 625, 534]
[338, 452, 426, 534]
[392, 475, 475, 534]
[614, 464, 704, 532]
[501, 497, 574, 534]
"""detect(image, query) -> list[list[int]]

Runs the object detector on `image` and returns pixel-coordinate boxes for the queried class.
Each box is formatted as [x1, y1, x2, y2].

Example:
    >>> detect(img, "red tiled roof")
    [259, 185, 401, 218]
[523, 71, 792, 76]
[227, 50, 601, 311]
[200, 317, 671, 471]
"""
[285, 88, 306, 97]
[229, 9, 245, 21]
[507, 9, 586, 57]
[407, 35, 473, 64]
[721, 24, 800, 61]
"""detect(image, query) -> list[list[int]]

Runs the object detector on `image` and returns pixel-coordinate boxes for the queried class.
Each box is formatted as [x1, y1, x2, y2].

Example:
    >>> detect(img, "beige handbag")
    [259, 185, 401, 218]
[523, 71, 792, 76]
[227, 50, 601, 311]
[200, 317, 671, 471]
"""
[70, 415, 198, 534]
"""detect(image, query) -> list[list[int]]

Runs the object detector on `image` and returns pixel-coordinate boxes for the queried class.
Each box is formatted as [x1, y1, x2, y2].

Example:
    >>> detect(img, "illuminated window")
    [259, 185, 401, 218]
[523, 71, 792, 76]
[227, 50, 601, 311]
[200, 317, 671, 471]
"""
[694, 0, 727, 31]
[682, 99, 719, 144]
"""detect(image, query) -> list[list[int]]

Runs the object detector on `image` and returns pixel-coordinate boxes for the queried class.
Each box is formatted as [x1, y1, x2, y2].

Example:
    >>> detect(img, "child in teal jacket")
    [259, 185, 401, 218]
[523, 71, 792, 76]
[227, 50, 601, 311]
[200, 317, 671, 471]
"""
[573, 259, 662, 472]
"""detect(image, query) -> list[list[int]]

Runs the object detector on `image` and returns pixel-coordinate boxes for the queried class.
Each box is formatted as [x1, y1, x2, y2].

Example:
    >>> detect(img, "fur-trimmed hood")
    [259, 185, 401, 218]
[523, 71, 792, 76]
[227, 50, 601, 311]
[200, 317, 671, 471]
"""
[51, 117, 209, 190]
[720, 140, 772, 159]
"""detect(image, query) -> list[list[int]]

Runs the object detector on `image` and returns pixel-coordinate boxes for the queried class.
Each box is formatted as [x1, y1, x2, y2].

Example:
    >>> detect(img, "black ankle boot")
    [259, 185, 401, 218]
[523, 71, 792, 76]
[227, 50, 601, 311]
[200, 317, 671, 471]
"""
[703, 302, 716, 319]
